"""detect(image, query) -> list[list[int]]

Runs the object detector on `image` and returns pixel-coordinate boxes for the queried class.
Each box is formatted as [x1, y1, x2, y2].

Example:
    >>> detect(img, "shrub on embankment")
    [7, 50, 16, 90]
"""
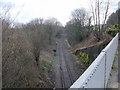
[74, 35, 111, 69]
[2, 18, 61, 88]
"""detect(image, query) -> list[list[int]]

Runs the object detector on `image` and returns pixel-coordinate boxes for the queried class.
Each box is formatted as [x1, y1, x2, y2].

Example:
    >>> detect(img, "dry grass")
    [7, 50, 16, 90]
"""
[2, 29, 54, 88]
[71, 33, 112, 52]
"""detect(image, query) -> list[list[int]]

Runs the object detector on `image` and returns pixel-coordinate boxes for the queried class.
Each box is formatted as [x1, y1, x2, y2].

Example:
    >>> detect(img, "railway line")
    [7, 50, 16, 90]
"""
[55, 34, 79, 88]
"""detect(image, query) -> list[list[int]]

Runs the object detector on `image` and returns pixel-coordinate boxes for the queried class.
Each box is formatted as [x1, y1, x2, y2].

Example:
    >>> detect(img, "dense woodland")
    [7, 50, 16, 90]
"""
[1, 0, 120, 88]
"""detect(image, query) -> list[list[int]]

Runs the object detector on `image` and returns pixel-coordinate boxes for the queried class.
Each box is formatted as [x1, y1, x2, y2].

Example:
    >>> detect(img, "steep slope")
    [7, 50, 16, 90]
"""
[2, 29, 53, 88]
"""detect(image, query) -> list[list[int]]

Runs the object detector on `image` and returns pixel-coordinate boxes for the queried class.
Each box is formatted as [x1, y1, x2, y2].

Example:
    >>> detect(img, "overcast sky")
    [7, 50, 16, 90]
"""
[2, 0, 120, 25]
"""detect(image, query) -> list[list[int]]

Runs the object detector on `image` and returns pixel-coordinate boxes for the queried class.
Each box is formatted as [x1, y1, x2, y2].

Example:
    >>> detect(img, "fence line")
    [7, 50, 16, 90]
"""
[69, 33, 119, 89]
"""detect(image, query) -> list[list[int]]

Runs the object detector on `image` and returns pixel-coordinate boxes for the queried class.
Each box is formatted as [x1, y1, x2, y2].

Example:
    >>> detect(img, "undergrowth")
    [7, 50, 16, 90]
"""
[77, 52, 89, 65]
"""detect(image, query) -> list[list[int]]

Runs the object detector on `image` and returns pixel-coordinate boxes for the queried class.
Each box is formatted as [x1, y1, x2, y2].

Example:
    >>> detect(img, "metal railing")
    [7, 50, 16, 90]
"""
[69, 33, 119, 89]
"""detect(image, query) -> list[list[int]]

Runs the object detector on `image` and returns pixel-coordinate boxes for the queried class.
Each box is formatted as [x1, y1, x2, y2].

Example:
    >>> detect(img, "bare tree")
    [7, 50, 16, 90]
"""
[1, 1, 24, 34]
[24, 19, 47, 64]
[101, 0, 109, 31]
[0, 1, 12, 19]
[24, 18, 62, 64]
[44, 17, 57, 25]
[89, 0, 110, 41]
[44, 17, 61, 45]
[71, 8, 89, 27]
[0, 1, 13, 34]
[65, 8, 90, 46]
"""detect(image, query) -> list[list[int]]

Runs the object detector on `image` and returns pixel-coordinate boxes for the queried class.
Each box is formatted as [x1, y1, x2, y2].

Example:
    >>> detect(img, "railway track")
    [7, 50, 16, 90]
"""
[56, 37, 73, 88]
[62, 40, 75, 83]
[54, 33, 80, 88]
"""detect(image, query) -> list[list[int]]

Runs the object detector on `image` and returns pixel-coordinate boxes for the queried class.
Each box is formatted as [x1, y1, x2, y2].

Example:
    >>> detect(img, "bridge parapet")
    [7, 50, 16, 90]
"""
[69, 33, 119, 89]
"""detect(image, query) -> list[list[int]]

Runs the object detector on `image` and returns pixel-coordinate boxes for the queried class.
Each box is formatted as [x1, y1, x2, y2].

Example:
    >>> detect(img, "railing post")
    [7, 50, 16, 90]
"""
[102, 51, 107, 89]
[0, 18, 2, 89]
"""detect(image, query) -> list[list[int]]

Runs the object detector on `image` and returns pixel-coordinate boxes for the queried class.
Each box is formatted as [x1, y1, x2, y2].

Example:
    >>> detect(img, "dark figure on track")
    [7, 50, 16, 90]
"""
[53, 49, 56, 56]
